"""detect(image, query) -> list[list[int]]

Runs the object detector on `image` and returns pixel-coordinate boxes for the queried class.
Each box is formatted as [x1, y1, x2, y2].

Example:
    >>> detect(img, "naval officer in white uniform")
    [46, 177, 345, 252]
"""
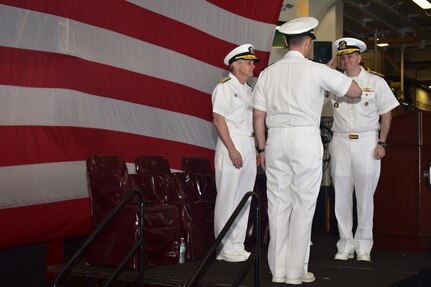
[212, 44, 260, 262]
[253, 17, 362, 285]
[329, 37, 399, 262]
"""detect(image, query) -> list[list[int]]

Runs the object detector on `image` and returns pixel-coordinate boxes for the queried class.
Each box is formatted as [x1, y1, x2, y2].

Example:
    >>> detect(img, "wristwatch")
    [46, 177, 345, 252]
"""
[256, 147, 265, 153]
[377, 141, 388, 149]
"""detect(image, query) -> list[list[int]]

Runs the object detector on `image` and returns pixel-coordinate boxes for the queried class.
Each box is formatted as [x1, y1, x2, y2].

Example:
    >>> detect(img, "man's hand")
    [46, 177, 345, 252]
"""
[229, 148, 243, 169]
[258, 153, 266, 171]
[374, 144, 386, 160]
[326, 56, 336, 68]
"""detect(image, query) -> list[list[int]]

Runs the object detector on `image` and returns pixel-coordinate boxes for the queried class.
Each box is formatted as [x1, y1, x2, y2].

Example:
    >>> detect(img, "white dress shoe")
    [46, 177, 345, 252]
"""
[238, 249, 251, 259]
[285, 277, 302, 285]
[284, 272, 315, 285]
[356, 252, 371, 261]
[302, 272, 315, 283]
[272, 276, 285, 283]
[334, 251, 354, 260]
[216, 250, 247, 262]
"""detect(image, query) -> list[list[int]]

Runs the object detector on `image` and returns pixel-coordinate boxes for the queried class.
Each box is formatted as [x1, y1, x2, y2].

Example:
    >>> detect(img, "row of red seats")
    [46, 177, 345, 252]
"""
[85, 155, 269, 270]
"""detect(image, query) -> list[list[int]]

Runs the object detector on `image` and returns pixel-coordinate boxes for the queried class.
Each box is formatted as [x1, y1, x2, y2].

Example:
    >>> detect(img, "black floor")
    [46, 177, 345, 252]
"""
[143, 234, 431, 287]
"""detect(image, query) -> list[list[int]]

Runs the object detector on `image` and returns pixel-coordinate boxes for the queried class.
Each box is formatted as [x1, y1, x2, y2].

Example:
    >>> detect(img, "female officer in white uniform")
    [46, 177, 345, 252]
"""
[329, 37, 399, 262]
[212, 44, 260, 262]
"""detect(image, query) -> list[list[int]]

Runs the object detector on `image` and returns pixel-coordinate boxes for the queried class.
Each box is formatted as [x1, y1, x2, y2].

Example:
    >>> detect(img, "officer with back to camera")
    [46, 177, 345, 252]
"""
[253, 17, 362, 285]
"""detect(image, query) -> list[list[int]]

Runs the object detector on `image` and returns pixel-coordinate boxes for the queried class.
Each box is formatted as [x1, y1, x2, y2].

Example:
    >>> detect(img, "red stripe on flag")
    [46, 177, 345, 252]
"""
[0, 47, 213, 122]
[0, 0, 281, 250]
[0, 198, 90, 249]
[207, 0, 283, 24]
[0, 126, 214, 170]
[0, 0, 272, 74]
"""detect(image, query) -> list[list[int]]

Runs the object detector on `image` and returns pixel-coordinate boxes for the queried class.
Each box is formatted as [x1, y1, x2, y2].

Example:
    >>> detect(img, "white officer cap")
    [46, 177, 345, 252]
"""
[278, 16, 318, 40]
[334, 37, 367, 56]
[223, 44, 260, 66]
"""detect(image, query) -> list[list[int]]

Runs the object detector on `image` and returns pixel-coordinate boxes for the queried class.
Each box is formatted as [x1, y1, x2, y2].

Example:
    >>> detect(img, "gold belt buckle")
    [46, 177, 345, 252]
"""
[349, 134, 359, 139]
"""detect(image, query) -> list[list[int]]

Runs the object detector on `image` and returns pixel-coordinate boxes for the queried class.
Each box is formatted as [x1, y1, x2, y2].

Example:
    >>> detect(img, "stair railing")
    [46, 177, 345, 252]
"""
[51, 188, 145, 287]
[187, 191, 261, 287]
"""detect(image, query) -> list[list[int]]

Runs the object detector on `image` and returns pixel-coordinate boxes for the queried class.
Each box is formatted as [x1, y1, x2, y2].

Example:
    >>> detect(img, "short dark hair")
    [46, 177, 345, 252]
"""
[286, 35, 311, 48]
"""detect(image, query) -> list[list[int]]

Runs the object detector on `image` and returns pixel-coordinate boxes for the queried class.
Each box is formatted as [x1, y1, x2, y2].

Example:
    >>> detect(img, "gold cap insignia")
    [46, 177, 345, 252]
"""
[338, 41, 347, 50]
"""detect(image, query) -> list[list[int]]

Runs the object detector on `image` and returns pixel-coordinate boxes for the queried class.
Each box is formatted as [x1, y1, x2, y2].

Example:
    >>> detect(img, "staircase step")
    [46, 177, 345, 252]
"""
[48, 263, 188, 286]
[48, 262, 248, 287]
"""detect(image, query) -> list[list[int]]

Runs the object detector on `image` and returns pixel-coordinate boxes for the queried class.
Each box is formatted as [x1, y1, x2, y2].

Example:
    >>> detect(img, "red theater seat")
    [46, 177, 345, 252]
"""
[181, 157, 269, 250]
[86, 155, 180, 269]
[181, 157, 217, 202]
[86, 155, 139, 268]
[135, 156, 215, 261]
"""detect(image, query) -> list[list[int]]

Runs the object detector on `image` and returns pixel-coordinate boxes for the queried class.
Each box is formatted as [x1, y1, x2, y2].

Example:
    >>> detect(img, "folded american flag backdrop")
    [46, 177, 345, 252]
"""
[0, 0, 282, 249]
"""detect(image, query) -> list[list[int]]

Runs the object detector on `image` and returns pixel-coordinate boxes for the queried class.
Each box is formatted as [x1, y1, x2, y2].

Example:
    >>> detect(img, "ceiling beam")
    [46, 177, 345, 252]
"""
[342, 0, 404, 36]
[343, 12, 375, 34]
[368, 0, 431, 41]
[343, 26, 365, 38]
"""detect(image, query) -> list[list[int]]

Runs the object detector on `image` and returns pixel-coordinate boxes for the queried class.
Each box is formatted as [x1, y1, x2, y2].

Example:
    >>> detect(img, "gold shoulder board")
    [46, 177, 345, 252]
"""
[218, 76, 231, 83]
[366, 67, 384, 77]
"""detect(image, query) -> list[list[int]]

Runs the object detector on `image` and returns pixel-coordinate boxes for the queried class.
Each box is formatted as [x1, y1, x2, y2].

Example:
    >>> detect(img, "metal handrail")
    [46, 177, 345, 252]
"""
[51, 188, 145, 287]
[187, 191, 261, 287]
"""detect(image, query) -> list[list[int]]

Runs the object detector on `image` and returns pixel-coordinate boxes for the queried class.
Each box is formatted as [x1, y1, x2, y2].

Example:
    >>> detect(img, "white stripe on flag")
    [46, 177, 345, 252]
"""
[0, 161, 89, 208]
[127, 0, 277, 51]
[0, 85, 218, 149]
[0, 4, 230, 94]
[0, 161, 181, 209]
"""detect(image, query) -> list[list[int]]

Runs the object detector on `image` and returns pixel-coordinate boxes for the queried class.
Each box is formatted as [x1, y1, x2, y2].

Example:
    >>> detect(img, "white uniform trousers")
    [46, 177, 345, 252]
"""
[329, 131, 380, 254]
[265, 127, 322, 280]
[214, 134, 256, 253]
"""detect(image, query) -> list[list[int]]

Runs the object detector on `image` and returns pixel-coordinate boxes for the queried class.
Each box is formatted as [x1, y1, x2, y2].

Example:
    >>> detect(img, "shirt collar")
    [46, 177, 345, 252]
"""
[350, 66, 366, 80]
[228, 72, 248, 87]
[285, 50, 305, 59]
